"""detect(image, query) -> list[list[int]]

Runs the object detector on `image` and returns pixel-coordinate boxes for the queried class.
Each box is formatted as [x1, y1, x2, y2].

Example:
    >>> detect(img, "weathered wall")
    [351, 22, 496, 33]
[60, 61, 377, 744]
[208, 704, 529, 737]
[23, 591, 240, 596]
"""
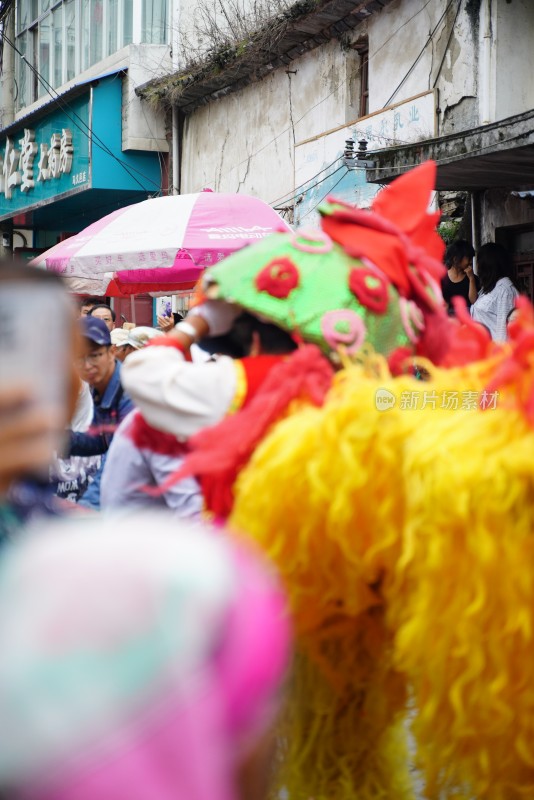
[177, 0, 534, 214]
[179, 0, 483, 202]
[370, 0, 478, 134]
[180, 37, 358, 203]
[481, 190, 534, 243]
[494, 0, 534, 122]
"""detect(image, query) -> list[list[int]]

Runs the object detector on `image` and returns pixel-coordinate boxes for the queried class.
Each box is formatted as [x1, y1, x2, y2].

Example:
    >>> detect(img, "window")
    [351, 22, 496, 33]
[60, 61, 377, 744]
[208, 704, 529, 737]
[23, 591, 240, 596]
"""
[15, 30, 30, 107]
[107, 0, 118, 56]
[122, 0, 133, 46]
[142, 0, 167, 45]
[52, 5, 63, 88]
[81, 0, 103, 71]
[14, 0, 169, 110]
[38, 13, 51, 97]
[65, 0, 76, 81]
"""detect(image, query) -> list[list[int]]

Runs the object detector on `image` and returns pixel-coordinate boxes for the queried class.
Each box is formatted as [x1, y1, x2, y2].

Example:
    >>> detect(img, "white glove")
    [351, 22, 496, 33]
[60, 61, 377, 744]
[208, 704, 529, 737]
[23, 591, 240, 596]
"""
[188, 300, 242, 337]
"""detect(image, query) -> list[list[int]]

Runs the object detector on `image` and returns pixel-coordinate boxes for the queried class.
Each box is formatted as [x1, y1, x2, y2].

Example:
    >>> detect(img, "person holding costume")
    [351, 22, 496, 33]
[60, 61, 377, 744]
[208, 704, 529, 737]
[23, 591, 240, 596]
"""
[101, 319, 269, 517]
[122, 161, 451, 520]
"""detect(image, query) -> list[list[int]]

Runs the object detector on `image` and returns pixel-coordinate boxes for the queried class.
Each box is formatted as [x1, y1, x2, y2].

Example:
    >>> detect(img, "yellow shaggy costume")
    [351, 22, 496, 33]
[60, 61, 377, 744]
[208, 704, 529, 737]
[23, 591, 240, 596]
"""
[231, 303, 534, 799]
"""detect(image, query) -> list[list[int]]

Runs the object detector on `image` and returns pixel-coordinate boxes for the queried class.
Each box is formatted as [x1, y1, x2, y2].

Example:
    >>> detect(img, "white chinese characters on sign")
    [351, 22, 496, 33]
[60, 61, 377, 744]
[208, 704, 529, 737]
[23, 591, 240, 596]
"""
[19, 130, 38, 193]
[59, 129, 74, 174]
[48, 133, 61, 179]
[0, 127, 75, 200]
[1, 139, 21, 199]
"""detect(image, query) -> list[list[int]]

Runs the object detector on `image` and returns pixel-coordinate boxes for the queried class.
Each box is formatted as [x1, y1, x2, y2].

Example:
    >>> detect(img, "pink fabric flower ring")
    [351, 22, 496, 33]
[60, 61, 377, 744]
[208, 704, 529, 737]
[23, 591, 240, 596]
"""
[289, 229, 333, 255]
[321, 309, 366, 356]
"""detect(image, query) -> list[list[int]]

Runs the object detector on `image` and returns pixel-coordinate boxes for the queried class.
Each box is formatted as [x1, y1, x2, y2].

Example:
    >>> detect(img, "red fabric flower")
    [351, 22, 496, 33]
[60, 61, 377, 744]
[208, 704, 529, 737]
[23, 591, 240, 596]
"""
[320, 162, 446, 311]
[255, 257, 299, 299]
[348, 267, 389, 314]
[387, 346, 414, 376]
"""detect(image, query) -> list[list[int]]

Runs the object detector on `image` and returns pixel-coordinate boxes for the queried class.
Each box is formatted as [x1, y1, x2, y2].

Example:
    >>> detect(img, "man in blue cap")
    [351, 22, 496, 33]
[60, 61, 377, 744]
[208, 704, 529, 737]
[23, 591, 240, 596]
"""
[68, 316, 134, 509]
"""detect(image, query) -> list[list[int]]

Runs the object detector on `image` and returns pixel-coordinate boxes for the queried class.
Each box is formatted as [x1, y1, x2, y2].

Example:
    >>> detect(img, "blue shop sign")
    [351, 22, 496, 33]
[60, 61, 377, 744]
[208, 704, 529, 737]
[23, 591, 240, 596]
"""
[0, 94, 90, 219]
[0, 74, 160, 222]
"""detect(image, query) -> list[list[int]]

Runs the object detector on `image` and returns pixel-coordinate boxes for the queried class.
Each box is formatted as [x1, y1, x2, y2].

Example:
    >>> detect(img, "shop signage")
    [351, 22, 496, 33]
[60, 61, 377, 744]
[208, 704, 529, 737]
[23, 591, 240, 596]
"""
[0, 74, 161, 224]
[0, 128, 74, 198]
[0, 90, 91, 219]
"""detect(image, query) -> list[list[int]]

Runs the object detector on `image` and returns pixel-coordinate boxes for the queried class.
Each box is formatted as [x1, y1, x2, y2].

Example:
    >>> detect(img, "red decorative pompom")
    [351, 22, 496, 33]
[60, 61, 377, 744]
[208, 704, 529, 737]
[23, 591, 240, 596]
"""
[387, 346, 415, 376]
[255, 257, 300, 299]
[348, 267, 389, 314]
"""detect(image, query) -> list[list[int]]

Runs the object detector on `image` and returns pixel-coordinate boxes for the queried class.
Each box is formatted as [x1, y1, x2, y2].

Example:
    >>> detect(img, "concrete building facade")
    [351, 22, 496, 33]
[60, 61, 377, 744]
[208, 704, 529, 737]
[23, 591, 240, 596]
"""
[139, 0, 534, 295]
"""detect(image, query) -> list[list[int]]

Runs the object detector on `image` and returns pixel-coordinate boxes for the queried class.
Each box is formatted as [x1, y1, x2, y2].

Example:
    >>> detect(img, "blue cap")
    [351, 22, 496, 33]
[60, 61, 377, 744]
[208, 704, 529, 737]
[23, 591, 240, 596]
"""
[79, 316, 112, 346]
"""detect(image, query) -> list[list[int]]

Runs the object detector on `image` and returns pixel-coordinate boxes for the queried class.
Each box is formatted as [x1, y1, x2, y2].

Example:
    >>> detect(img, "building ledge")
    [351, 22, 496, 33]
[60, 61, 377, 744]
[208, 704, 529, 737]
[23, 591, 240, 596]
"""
[366, 108, 534, 192]
[136, 0, 393, 112]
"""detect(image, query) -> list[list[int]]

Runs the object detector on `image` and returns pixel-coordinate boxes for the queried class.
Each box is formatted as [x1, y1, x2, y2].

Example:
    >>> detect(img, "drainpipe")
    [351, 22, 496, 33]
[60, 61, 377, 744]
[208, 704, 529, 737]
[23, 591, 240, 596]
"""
[480, 0, 493, 125]
[471, 192, 480, 274]
[172, 106, 180, 195]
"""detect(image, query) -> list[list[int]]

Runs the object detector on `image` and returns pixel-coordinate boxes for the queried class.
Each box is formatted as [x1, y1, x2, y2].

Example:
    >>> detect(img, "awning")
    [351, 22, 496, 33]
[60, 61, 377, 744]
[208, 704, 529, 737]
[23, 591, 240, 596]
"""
[365, 108, 534, 192]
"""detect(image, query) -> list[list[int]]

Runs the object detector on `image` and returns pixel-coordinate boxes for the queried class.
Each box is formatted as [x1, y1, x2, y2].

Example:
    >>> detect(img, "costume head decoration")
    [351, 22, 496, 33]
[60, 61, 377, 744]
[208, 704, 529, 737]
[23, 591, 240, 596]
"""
[163, 163, 453, 520]
[230, 296, 534, 799]
[0, 512, 290, 800]
[203, 161, 449, 368]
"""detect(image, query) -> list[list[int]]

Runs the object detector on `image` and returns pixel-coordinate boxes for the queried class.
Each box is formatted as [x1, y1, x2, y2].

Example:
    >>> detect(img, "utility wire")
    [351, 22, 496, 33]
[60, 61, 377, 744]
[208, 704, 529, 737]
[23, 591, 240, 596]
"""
[272, 162, 350, 210]
[383, 0, 458, 108]
[297, 166, 350, 224]
[2, 32, 162, 192]
[432, 0, 463, 88]
[270, 156, 341, 208]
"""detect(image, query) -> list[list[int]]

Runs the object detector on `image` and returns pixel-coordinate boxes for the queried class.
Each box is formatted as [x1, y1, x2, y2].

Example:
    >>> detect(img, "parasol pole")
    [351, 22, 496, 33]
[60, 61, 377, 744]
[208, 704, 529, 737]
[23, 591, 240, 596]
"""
[130, 294, 136, 324]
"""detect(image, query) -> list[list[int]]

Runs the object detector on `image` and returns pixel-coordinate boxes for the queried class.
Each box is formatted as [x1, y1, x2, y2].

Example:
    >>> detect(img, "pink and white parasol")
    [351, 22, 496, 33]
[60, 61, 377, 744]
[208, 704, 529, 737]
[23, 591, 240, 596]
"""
[31, 191, 291, 295]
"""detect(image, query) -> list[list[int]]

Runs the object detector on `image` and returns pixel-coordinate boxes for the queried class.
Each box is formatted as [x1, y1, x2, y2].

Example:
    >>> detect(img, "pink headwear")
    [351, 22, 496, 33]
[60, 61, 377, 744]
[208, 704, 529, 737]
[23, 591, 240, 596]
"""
[0, 513, 290, 800]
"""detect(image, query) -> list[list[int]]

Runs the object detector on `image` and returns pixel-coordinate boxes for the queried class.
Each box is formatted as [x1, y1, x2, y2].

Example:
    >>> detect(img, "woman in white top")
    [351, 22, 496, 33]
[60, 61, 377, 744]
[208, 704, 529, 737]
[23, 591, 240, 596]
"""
[470, 243, 519, 341]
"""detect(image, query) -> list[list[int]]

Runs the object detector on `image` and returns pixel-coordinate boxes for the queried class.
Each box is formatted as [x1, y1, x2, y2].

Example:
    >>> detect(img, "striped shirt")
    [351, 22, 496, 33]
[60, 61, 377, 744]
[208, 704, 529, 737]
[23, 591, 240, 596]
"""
[470, 277, 518, 341]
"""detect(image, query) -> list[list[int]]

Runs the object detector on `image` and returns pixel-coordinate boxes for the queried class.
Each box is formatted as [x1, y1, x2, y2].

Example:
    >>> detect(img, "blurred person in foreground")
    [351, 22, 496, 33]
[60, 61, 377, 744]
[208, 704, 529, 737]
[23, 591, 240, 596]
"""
[66, 316, 134, 509]
[0, 511, 291, 800]
[0, 263, 81, 541]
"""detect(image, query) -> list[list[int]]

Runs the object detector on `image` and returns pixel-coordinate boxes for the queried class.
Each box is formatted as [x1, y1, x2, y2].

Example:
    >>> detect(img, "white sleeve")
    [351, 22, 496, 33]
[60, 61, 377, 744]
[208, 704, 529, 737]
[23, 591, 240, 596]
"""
[120, 345, 238, 438]
[494, 285, 518, 342]
[70, 381, 94, 432]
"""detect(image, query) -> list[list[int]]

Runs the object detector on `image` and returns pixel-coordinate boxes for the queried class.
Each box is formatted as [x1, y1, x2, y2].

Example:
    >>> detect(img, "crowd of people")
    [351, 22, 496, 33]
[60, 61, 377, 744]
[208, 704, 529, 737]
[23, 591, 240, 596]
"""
[1, 160, 534, 800]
